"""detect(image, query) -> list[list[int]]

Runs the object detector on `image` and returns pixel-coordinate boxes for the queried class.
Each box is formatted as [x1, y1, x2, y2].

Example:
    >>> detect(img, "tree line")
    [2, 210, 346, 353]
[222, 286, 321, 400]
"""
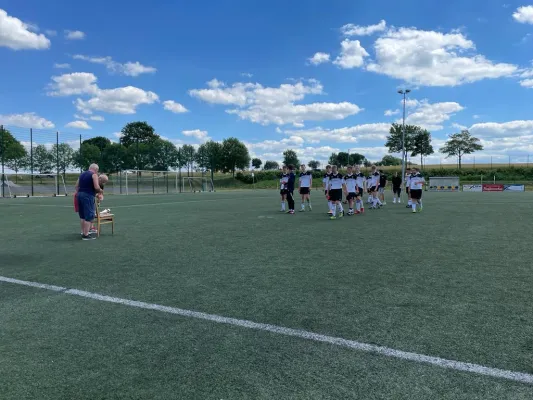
[0, 121, 485, 179]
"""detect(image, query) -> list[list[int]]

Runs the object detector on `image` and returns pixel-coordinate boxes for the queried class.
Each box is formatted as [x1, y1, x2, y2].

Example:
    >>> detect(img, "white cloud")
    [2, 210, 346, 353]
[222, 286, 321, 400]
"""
[66, 120, 91, 129]
[469, 120, 533, 138]
[308, 52, 330, 65]
[403, 99, 464, 130]
[0, 112, 54, 129]
[0, 9, 50, 50]
[74, 114, 104, 121]
[283, 123, 390, 144]
[47, 72, 159, 114]
[47, 72, 99, 96]
[473, 114, 481, 119]
[73, 54, 156, 76]
[451, 123, 468, 130]
[54, 63, 70, 69]
[45, 30, 57, 37]
[333, 39, 369, 68]
[190, 78, 361, 126]
[341, 20, 387, 36]
[513, 6, 533, 24]
[366, 27, 517, 86]
[65, 30, 85, 40]
[163, 100, 189, 113]
[182, 129, 210, 142]
[75, 86, 159, 115]
[384, 109, 400, 116]
[520, 78, 533, 88]
[113, 132, 124, 139]
[241, 72, 253, 78]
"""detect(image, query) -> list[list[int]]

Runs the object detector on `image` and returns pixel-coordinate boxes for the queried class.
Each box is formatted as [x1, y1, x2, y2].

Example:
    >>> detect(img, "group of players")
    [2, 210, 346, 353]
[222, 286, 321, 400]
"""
[279, 164, 425, 219]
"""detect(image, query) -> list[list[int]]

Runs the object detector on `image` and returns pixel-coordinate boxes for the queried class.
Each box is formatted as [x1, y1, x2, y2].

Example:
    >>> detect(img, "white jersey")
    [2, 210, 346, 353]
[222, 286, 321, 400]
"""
[322, 173, 330, 189]
[328, 173, 344, 190]
[410, 173, 425, 190]
[371, 172, 380, 187]
[299, 171, 312, 188]
[280, 173, 289, 190]
[344, 174, 357, 192]
[354, 172, 365, 189]
[405, 174, 411, 188]
[366, 177, 372, 188]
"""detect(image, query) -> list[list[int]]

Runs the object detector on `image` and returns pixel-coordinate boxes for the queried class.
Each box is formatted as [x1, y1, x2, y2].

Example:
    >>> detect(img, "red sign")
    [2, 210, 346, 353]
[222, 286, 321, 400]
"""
[482, 184, 504, 192]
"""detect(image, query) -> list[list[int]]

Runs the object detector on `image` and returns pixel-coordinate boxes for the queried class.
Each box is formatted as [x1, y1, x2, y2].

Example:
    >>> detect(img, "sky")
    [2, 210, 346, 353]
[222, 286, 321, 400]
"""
[1, 0, 533, 166]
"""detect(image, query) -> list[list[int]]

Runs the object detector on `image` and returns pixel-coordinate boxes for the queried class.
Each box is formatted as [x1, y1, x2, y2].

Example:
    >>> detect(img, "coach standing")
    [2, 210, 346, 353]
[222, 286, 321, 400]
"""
[286, 165, 296, 215]
[75, 163, 103, 240]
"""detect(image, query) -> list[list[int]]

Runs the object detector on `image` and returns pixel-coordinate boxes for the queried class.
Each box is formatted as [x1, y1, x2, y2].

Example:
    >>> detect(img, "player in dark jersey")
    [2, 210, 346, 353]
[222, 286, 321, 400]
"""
[286, 164, 296, 214]
[392, 171, 402, 204]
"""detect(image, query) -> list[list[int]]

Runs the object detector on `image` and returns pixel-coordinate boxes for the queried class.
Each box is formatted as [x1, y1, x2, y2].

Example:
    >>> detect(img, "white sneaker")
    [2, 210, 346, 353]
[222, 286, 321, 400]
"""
[398, 200, 401, 203]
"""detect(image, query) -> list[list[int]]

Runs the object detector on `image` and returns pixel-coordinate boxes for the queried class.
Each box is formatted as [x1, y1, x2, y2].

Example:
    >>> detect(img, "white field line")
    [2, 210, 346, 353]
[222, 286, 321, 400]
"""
[1, 275, 532, 385]
[0, 196, 272, 209]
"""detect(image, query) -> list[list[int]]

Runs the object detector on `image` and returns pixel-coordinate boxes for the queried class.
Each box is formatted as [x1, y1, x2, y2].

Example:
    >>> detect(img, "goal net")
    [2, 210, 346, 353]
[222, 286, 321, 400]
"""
[428, 176, 460, 192]
[120, 170, 181, 195]
[182, 177, 215, 192]
[1, 173, 67, 197]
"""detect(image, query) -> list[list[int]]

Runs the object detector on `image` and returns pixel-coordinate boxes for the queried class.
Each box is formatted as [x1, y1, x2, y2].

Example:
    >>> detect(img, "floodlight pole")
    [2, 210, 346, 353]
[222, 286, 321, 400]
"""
[398, 89, 411, 199]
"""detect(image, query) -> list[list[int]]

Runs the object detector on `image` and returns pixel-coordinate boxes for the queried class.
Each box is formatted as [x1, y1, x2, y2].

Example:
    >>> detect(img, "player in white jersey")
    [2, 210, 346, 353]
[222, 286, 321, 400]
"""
[366, 175, 373, 204]
[343, 166, 358, 215]
[405, 168, 412, 208]
[323, 165, 333, 214]
[354, 166, 366, 214]
[369, 165, 383, 209]
[409, 167, 425, 213]
[279, 165, 289, 212]
[298, 164, 313, 211]
[327, 165, 345, 220]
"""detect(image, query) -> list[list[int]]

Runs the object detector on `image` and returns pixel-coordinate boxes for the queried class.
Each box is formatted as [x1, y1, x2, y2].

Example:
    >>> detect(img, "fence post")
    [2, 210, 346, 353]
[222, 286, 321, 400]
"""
[1, 125, 4, 198]
[30, 128, 34, 196]
[56, 131, 60, 195]
[152, 172, 155, 194]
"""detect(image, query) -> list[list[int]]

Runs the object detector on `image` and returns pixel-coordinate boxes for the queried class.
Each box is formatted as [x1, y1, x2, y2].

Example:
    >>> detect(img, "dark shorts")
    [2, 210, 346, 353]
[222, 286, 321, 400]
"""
[280, 189, 288, 196]
[410, 189, 423, 199]
[329, 189, 342, 202]
[346, 192, 357, 201]
[356, 188, 364, 197]
[393, 187, 402, 194]
[77, 191, 95, 222]
[370, 186, 378, 192]
[299, 187, 310, 195]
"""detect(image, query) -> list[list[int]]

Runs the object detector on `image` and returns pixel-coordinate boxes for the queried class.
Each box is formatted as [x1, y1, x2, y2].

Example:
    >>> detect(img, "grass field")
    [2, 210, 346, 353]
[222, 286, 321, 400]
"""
[1, 190, 532, 399]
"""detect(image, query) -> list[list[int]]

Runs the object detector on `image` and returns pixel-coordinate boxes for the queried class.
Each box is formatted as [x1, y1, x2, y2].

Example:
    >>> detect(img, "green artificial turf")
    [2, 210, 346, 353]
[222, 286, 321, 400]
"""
[1, 190, 532, 399]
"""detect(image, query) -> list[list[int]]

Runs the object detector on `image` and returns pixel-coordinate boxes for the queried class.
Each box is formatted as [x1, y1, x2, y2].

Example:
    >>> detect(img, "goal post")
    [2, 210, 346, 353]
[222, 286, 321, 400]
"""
[2, 173, 67, 197]
[428, 176, 460, 192]
[181, 177, 215, 193]
[121, 170, 181, 195]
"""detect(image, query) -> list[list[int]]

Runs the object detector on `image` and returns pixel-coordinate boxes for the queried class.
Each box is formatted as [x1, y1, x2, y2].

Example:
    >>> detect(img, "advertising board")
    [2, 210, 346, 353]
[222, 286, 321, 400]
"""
[462, 185, 482, 192]
[482, 184, 504, 192]
[503, 184, 525, 192]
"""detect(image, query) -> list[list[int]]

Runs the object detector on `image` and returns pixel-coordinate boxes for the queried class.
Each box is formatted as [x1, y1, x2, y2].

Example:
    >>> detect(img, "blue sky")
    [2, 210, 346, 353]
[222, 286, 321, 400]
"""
[1, 0, 533, 165]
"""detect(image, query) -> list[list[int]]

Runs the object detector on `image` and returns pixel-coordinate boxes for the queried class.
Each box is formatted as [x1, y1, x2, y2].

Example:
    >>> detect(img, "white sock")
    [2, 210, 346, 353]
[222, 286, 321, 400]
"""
[338, 203, 344, 213]
[355, 200, 360, 211]
[373, 197, 378, 207]
[328, 201, 332, 211]
[331, 205, 336, 216]
[408, 199, 412, 205]
[377, 198, 383, 205]
[301, 203, 305, 209]
[412, 203, 417, 211]
[281, 202, 286, 210]
[419, 200, 423, 207]
[307, 199, 311, 207]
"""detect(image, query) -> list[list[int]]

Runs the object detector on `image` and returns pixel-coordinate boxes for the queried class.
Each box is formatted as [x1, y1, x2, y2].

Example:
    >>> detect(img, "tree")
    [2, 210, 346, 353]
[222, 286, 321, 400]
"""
[150, 139, 179, 171]
[264, 160, 280, 170]
[282, 149, 299, 167]
[1, 128, 27, 177]
[308, 160, 320, 169]
[33, 145, 53, 173]
[120, 121, 158, 147]
[102, 143, 127, 173]
[221, 138, 250, 176]
[73, 143, 101, 170]
[336, 152, 350, 167]
[328, 153, 338, 166]
[440, 130, 483, 168]
[348, 153, 366, 166]
[363, 159, 372, 167]
[380, 155, 402, 166]
[411, 130, 434, 169]
[385, 123, 418, 165]
[125, 143, 151, 171]
[82, 136, 111, 153]
[197, 141, 223, 182]
[181, 144, 196, 176]
[51, 143, 74, 176]
[251, 158, 262, 169]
